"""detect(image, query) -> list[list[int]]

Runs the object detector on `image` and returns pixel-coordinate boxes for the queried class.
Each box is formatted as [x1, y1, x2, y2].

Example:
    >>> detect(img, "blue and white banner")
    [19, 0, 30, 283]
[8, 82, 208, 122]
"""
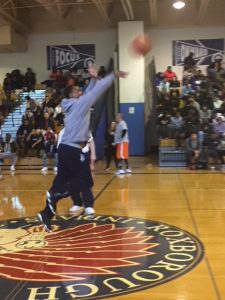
[172, 39, 225, 66]
[47, 44, 95, 70]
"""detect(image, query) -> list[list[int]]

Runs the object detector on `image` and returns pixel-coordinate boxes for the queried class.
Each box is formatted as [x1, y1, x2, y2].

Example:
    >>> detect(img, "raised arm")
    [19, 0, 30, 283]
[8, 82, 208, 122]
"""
[81, 70, 128, 108]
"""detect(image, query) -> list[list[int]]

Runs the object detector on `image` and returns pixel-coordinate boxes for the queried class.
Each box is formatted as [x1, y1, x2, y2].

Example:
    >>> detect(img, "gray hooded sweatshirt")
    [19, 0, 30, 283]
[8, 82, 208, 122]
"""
[60, 73, 115, 148]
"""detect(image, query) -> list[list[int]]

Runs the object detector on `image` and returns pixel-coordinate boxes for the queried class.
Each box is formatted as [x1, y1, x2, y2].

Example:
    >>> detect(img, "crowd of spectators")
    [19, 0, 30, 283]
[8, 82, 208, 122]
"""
[0, 68, 37, 126]
[0, 65, 107, 174]
[41, 66, 106, 93]
[156, 55, 225, 170]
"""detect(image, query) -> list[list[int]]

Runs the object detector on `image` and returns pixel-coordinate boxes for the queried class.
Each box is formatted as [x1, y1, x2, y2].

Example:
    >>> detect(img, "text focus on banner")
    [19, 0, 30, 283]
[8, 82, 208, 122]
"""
[47, 44, 95, 70]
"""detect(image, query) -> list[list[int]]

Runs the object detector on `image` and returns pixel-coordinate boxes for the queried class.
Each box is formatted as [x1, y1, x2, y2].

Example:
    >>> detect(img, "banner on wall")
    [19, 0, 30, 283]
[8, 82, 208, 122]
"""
[172, 39, 225, 66]
[47, 44, 95, 70]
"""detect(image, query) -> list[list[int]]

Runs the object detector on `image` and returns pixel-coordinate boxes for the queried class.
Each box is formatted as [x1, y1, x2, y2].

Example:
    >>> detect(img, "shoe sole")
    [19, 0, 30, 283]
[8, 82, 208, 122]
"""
[69, 208, 84, 216]
[37, 213, 52, 232]
[84, 213, 95, 219]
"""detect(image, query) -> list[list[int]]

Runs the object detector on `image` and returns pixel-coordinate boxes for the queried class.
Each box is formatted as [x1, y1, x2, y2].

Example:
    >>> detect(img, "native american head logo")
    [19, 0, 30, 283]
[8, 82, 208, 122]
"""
[0, 223, 158, 282]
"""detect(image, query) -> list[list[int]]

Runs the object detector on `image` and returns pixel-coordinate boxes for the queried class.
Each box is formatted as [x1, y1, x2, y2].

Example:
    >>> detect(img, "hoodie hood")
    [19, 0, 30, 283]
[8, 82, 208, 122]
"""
[61, 99, 76, 113]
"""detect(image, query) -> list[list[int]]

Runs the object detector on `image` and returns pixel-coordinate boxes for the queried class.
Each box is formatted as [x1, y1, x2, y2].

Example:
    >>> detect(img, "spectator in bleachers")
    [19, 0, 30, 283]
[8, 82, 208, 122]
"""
[0, 133, 18, 172]
[53, 69, 65, 92]
[182, 112, 200, 140]
[207, 58, 225, 81]
[49, 69, 58, 81]
[163, 66, 177, 82]
[169, 111, 184, 148]
[195, 69, 204, 82]
[42, 94, 53, 111]
[43, 127, 57, 144]
[16, 120, 32, 156]
[155, 72, 164, 87]
[189, 97, 201, 113]
[27, 129, 44, 157]
[169, 76, 180, 96]
[40, 111, 55, 132]
[29, 99, 38, 114]
[24, 68, 36, 92]
[53, 104, 64, 126]
[199, 105, 212, 124]
[186, 132, 202, 169]
[200, 121, 213, 137]
[181, 97, 199, 118]
[183, 52, 196, 71]
[11, 69, 24, 90]
[170, 111, 183, 132]
[212, 94, 223, 111]
[213, 115, 225, 136]
[22, 108, 35, 128]
[34, 105, 43, 129]
[3, 73, 12, 99]
[41, 136, 58, 173]
[50, 93, 61, 109]
[82, 79, 90, 93]
[184, 108, 200, 127]
[201, 132, 220, 169]
[158, 77, 170, 94]
[157, 111, 171, 138]
[98, 66, 106, 78]
[181, 82, 194, 96]
[170, 91, 180, 108]
[25, 95, 32, 108]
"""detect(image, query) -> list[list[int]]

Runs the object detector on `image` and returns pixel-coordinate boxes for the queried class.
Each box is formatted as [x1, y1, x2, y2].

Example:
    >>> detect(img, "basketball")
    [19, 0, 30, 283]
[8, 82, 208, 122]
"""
[131, 34, 151, 56]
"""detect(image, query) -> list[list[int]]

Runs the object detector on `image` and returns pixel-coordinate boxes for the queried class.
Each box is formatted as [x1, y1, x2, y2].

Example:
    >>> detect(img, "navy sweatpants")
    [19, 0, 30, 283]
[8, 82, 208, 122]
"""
[47, 143, 94, 212]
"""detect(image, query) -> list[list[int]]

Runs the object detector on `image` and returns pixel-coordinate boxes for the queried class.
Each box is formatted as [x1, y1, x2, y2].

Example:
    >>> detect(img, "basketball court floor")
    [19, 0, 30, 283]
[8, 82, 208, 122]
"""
[0, 157, 224, 300]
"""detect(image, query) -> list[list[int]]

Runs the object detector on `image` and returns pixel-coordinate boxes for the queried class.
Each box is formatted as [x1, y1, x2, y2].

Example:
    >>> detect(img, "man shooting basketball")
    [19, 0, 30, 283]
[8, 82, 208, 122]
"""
[38, 66, 128, 232]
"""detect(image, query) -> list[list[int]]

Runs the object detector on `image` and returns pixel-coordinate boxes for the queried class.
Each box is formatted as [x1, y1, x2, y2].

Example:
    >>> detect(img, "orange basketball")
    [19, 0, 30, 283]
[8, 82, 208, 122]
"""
[131, 34, 151, 56]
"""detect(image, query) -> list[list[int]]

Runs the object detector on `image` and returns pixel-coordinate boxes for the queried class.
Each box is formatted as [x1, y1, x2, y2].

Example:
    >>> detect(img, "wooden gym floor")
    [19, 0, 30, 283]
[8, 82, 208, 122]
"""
[0, 156, 224, 300]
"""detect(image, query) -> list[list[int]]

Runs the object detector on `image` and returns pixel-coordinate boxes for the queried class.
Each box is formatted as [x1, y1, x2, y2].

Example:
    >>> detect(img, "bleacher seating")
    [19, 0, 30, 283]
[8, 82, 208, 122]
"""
[0, 90, 46, 139]
[159, 139, 186, 167]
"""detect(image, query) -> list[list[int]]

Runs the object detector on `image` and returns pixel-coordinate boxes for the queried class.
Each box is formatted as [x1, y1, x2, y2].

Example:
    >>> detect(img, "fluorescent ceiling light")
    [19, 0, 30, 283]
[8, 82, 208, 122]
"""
[173, 1, 186, 9]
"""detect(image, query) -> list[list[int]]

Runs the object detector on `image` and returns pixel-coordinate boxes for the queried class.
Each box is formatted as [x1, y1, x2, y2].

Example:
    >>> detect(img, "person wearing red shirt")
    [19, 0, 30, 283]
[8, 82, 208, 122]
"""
[163, 66, 177, 82]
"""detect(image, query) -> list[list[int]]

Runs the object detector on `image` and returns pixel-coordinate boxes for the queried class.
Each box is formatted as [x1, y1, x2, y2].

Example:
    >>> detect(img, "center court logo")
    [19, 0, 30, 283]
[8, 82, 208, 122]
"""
[0, 215, 204, 300]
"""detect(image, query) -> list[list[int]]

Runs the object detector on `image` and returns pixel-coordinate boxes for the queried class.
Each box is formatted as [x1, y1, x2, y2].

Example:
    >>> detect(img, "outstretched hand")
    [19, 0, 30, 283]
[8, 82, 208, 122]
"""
[88, 65, 98, 78]
[115, 71, 129, 78]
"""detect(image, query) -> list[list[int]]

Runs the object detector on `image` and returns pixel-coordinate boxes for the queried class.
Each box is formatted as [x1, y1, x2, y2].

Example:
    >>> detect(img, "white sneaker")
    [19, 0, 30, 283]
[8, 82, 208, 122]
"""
[115, 169, 125, 175]
[84, 207, 95, 216]
[41, 167, 48, 172]
[125, 168, 132, 173]
[53, 167, 58, 173]
[10, 165, 15, 171]
[69, 205, 84, 213]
